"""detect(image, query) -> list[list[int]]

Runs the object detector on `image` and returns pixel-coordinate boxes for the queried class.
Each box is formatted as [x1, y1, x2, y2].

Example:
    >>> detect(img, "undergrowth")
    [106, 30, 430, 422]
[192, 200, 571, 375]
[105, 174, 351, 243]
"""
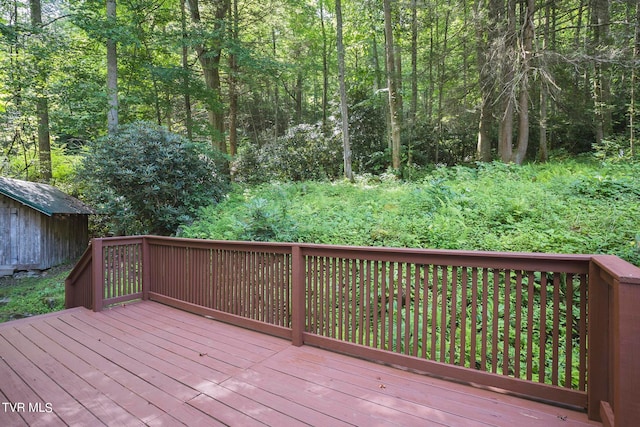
[181, 159, 640, 266]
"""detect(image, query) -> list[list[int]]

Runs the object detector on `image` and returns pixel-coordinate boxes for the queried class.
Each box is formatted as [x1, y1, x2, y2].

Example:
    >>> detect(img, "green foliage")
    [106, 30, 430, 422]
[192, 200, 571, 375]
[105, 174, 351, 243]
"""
[233, 122, 342, 183]
[183, 159, 640, 266]
[592, 136, 638, 162]
[79, 122, 229, 236]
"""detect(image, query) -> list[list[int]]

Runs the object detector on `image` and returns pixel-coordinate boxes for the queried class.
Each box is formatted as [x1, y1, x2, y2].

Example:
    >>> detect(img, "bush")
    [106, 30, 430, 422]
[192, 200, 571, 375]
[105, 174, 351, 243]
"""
[78, 122, 229, 235]
[233, 122, 342, 183]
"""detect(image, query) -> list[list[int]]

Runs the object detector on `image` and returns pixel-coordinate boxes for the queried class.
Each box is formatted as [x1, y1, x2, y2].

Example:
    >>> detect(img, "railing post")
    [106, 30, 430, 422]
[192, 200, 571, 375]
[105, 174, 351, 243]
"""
[590, 255, 640, 425]
[91, 238, 104, 312]
[588, 260, 609, 421]
[611, 275, 640, 425]
[142, 236, 150, 300]
[291, 244, 305, 346]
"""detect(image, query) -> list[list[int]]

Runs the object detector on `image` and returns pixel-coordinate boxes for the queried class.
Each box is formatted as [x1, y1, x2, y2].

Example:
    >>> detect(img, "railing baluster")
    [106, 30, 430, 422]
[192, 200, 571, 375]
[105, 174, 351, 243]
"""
[481, 268, 488, 371]
[421, 266, 429, 359]
[552, 272, 561, 386]
[503, 269, 510, 376]
[459, 267, 468, 367]
[514, 270, 522, 379]
[539, 272, 547, 383]
[492, 269, 499, 374]
[412, 264, 420, 357]
[431, 265, 438, 361]
[449, 266, 457, 365]
[470, 267, 478, 370]
[440, 266, 448, 362]
[526, 271, 535, 381]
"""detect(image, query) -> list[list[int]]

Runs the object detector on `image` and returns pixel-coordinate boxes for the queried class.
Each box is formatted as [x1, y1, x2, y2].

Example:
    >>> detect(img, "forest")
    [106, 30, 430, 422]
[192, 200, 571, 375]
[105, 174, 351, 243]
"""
[1, 0, 639, 256]
[2, 0, 640, 178]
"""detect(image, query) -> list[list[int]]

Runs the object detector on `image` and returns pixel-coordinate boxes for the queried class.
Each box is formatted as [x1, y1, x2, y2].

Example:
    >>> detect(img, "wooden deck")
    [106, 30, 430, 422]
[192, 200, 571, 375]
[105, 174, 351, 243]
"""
[1, 301, 599, 426]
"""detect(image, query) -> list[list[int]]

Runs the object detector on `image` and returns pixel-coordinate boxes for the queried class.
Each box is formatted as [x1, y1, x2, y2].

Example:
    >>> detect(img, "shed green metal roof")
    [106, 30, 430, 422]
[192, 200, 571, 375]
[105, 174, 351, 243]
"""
[0, 176, 93, 217]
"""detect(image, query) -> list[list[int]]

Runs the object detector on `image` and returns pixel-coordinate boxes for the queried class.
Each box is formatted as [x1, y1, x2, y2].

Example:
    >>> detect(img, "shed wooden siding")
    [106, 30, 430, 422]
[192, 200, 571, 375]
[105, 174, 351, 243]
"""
[0, 194, 88, 271]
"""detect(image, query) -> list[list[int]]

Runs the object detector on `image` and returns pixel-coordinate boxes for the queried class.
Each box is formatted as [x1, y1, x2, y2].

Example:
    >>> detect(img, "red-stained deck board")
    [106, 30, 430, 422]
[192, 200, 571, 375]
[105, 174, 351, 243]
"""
[0, 331, 99, 426]
[1, 325, 141, 426]
[20, 318, 176, 424]
[0, 301, 600, 426]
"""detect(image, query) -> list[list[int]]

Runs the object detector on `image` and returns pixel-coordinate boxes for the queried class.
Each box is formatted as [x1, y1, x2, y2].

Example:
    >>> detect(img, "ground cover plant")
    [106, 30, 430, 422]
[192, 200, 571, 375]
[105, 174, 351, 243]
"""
[0, 265, 71, 323]
[181, 158, 640, 267]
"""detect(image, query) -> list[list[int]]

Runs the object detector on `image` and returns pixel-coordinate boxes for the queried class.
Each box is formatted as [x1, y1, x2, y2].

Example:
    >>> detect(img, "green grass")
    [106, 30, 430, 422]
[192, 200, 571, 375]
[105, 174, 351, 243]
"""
[181, 159, 640, 266]
[0, 266, 71, 323]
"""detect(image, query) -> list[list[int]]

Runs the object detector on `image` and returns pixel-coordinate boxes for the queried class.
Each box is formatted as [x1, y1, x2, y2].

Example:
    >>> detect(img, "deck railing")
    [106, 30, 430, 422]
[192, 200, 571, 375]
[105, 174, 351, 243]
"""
[65, 235, 640, 426]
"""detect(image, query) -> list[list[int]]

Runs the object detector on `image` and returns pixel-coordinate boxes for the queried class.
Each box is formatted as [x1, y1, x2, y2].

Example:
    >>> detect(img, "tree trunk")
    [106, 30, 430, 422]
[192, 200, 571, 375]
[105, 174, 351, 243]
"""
[187, 0, 228, 153]
[475, 0, 494, 162]
[320, 0, 328, 128]
[498, 0, 516, 163]
[106, 0, 118, 135]
[436, 9, 451, 164]
[383, 0, 402, 169]
[539, 1, 551, 162]
[228, 0, 238, 156]
[590, 0, 611, 143]
[630, 0, 640, 156]
[180, 0, 193, 140]
[336, 0, 352, 181]
[272, 28, 279, 139]
[410, 0, 418, 123]
[513, 0, 535, 165]
[30, 0, 51, 181]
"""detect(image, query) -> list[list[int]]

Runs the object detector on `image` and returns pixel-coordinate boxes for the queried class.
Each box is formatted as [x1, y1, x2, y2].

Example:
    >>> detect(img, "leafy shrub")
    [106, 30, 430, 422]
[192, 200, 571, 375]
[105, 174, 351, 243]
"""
[233, 122, 342, 183]
[348, 95, 388, 174]
[78, 122, 229, 235]
[593, 136, 636, 162]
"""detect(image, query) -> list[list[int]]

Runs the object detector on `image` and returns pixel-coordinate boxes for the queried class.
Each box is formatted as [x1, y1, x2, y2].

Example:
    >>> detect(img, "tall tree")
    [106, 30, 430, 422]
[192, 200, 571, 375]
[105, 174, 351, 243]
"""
[187, 0, 229, 152]
[336, 0, 352, 180]
[629, 0, 639, 156]
[30, 0, 51, 181]
[512, 0, 534, 165]
[180, 0, 193, 140]
[383, 0, 401, 169]
[228, 0, 238, 156]
[498, 0, 516, 163]
[538, 0, 551, 162]
[590, 0, 611, 143]
[106, 0, 118, 134]
[319, 0, 329, 128]
[475, 0, 494, 162]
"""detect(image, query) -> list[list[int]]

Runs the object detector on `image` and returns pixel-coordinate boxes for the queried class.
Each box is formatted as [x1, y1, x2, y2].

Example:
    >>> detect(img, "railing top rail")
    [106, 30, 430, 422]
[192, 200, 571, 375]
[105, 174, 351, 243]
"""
[98, 236, 145, 247]
[592, 254, 640, 285]
[143, 235, 293, 254]
[298, 243, 592, 273]
[91, 235, 595, 273]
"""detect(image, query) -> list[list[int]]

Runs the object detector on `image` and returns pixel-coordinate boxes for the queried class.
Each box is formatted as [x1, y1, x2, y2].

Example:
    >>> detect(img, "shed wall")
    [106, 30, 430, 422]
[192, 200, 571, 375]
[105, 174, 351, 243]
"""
[0, 195, 89, 272]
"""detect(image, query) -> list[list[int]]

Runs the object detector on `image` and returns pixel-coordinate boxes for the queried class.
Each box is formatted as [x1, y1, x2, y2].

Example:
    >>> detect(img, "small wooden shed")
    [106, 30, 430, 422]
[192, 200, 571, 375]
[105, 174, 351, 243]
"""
[0, 176, 93, 276]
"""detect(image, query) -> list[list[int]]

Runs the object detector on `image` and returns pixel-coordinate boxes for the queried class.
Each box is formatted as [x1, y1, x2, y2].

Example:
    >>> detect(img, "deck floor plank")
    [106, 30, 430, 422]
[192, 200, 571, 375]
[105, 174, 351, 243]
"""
[34, 316, 184, 424]
[0, 301, 599, 426]
[0, 388, 28, 427]
[0, 330, 100, 426]
[99, 306, 245, 378]
[265, 345, 590, 426]
[126, 302, 284, 361]
[0, 357, 59, 427]
[23, 323, 159, 425]
[4, 323, 142, 427]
